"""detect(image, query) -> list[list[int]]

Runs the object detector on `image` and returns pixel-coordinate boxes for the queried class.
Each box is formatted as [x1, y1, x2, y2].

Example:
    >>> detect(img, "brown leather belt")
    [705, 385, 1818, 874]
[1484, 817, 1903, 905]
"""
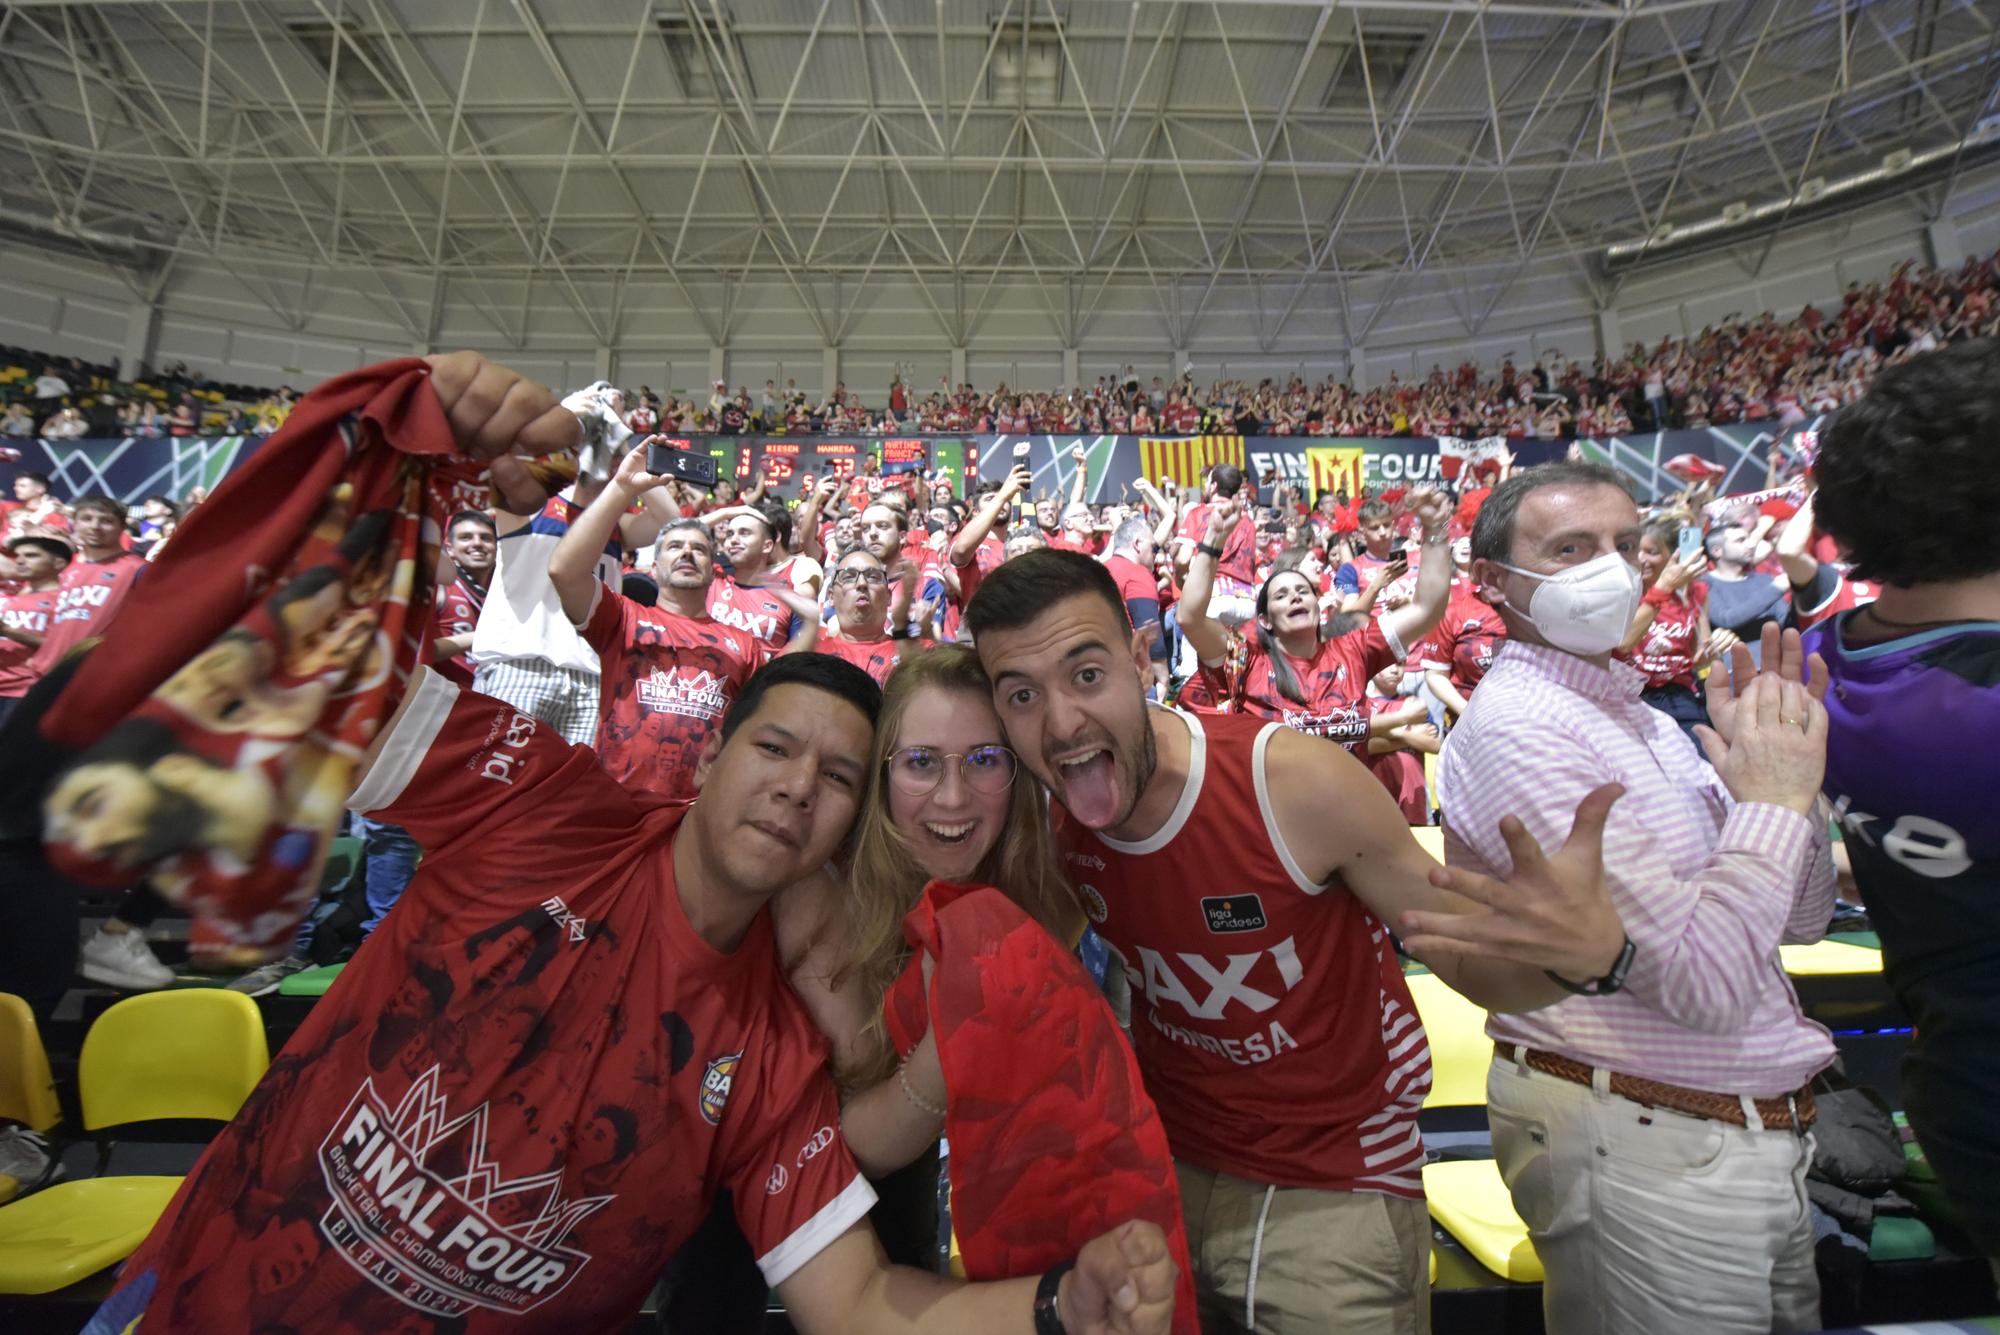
[1495, 1042, 1817, 1132]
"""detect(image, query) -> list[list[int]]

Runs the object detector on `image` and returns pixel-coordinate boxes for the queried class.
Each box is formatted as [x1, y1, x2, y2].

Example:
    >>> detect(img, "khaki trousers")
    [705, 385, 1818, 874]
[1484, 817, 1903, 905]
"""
[1175, 1160, 1431, 1335]
[1488, 1056, 1819, 1335]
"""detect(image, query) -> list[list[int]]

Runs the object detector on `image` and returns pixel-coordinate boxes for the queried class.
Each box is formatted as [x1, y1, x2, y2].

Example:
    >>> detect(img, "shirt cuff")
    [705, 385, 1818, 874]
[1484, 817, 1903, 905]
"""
[1717, 801, 1816, 863]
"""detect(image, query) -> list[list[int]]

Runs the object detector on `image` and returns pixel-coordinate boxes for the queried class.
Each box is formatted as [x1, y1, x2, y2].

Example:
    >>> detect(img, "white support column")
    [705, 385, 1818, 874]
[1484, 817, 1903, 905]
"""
[592, 345, 613, 384]
[1349, 343, 1368, 392]
[950, 346, 967, 389]
[1061, 347, 1080, 391]
[708, 344, 728, 393]
[1925, 218, 1966, 270]
[1170, 349, 1188, 386]
[1595, 307, 1624, 360]
[118, 301, 160, 382]
[822, 346, 841, 400]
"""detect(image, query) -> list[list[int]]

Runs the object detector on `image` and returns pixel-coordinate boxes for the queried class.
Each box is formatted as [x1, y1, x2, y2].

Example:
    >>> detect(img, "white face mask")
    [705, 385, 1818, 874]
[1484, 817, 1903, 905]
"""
[1492, 551, 1644, 656]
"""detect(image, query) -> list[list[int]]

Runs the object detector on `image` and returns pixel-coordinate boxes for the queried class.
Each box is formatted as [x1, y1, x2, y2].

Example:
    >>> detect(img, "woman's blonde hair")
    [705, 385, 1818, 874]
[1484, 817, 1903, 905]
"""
[835, 643, 1075, 1087]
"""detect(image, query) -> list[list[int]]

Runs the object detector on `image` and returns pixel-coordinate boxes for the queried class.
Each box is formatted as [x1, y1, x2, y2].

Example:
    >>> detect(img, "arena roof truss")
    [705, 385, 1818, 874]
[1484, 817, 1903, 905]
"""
[0, 0, 1995, 350]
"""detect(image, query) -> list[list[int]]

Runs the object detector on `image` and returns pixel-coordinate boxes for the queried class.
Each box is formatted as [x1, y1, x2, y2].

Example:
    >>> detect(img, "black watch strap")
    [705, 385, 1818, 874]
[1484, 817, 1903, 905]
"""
[1034, 1259, 1076, 1335]
[1196, 541, 1224, 558]
[1546, 935, 1636, 997]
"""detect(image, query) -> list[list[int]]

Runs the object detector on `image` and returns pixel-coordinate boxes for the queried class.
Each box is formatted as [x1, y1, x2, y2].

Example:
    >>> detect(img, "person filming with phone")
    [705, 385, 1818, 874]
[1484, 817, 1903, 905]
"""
[1616, 519, 1740, 743]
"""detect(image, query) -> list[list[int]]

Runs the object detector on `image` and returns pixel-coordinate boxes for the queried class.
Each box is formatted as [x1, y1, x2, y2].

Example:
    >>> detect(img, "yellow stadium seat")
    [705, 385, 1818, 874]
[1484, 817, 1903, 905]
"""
[0, 990, 268, 1294]
[1404, 973, 1545, 1282]
[1424, 749, 1439, 813]
[1421, 1160, 1546, 1282]
[1411, 825, 1445, 865]
[1780, 940, 1883, 976]
[0, 994, 60, 1133]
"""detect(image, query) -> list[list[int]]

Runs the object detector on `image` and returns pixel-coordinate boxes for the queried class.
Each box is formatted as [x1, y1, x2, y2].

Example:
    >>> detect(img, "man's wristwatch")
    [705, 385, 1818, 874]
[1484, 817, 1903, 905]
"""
[1546, 935, 1636, 996]
[1034, 1259, 1076, 1335]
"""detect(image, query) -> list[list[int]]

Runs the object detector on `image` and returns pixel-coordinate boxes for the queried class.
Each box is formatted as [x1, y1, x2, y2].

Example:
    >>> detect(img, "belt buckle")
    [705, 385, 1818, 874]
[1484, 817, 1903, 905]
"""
[1784, 1093, 1802, 1137]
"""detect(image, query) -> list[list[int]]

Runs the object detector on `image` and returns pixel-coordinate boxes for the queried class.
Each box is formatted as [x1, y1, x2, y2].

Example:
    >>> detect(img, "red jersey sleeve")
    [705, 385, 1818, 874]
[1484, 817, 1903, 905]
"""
[580, 583, 634, 658]
[346, 667, 639, 896]
[723, 1005, 875, 1288]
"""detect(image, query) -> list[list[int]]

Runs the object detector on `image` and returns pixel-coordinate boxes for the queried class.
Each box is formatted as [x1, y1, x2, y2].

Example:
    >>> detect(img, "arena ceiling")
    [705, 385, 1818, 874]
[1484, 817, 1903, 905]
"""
[1, 0, 1997, 348]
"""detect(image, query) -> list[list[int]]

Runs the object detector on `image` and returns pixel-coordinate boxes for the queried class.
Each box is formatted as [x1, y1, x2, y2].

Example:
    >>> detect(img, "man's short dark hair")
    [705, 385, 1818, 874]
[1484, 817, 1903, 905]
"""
[72, 494, 126, 524]
[966, 548, 1128, 641]
[718, 652, 881, 744]
[753, 497, 793, 549]
[1816, 338, 2000, 586]
[1211, 464, 1244, 499]
[448, 509, 496, 535]
[1470, 461, 1631, 564]
[8, 536, 71, 564]
[18, 471, 50, 489]
[657, 516, 712, 551]
[1356, 498, 1393, 526]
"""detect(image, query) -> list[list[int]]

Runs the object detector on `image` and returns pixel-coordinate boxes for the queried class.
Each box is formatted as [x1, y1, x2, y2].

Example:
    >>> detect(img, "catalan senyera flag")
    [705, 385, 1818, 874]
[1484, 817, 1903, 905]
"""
[1139, 436, 1245, 491]
[1306, 447, 1366, 500]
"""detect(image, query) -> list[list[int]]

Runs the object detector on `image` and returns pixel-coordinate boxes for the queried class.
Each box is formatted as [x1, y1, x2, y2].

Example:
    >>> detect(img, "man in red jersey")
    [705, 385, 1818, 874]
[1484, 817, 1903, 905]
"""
[1169, 465, 1257, 626]
[83, 351, 1177, 1335]
[550, 450, 817, 803]
[709, 498, 806, 653]
[26, 494, 146, 678]
[968, 549, 1627, 1335]
[816, 547, 925, 684]
[430, 509, 495, 686]
[0, 527, 67, 724]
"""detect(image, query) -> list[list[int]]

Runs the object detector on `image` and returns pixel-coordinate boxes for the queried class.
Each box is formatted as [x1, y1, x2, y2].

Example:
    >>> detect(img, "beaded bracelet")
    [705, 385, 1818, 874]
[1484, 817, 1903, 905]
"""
[896, 1054, 947, 1119]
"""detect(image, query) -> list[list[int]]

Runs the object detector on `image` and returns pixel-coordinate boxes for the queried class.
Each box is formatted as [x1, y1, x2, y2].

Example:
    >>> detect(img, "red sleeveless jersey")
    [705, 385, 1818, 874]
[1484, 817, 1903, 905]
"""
[1058, 709, 1429, 1197]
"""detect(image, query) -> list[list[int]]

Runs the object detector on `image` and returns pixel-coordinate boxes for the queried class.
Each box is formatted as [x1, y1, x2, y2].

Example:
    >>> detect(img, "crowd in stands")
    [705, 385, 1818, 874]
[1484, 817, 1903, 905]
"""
[594, 246, 2000, 440]
[0, 240, 1994, 1335]
[0, 345, 293, 440]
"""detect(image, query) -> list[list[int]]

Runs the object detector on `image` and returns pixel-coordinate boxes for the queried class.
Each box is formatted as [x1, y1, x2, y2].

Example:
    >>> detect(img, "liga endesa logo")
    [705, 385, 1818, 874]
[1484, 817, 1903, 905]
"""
[317, 1067, 614, 1318]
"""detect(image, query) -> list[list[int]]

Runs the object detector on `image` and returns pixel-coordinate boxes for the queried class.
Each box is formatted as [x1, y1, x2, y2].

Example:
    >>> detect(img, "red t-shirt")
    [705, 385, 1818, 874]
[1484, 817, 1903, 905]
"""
[1409, 584, 1506, 699]
[1794, 569, 1878, 631]
[1047, 531, 1101, 557]
[815, 629, 923, 685]
[1176, 504, 1256, 588]
[28, 550, 146, 675]
[1103, 554, 1161, 633]
[0, 586, 57, 697]
[583, 590, 761, 802]
[429, 570, 486, 687]
[1237, 619, 1403, 750]
[95, 673, 871, 1333]
[706, 574, 794, 654]
[1617, 585, 1707, 691]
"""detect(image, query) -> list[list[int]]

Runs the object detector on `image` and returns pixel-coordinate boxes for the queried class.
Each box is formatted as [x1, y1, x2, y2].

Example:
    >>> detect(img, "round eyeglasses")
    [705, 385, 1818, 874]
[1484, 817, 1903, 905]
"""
[886, 744, 1018, 795]
[832, 568, 889, 589]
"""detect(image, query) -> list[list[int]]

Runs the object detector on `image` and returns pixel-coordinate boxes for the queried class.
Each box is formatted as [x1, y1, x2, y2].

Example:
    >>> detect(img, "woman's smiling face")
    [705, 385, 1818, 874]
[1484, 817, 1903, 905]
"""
[884, 685, 1016, 883]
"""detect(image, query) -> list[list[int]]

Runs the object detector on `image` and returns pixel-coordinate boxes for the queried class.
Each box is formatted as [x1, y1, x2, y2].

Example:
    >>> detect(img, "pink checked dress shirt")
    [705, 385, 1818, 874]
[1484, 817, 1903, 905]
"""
[1436, 641, 1836, 1096]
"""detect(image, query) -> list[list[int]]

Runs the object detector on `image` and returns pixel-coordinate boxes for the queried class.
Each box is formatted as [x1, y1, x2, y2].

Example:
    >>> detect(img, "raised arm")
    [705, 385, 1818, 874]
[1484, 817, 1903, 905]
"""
[1175, 496, 1241, 667]
[949, 465, 1029, 568]
[1066, 443, 1089, 508]
[549, 447, 660, 627]
[1774, 490, 1820, 589]
[798, 475, 841, 564]
[1381, 487, 1453, 652]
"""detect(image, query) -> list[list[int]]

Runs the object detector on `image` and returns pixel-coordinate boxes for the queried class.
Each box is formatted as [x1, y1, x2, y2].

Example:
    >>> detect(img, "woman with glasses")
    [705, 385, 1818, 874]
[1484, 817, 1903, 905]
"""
[815, 546, 929, 684]
[777, 644, 1199, 1329]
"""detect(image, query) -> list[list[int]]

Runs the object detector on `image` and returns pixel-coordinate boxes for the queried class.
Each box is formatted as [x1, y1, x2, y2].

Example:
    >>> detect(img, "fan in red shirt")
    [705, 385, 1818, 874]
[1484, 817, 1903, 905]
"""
[817, 546, 927, 684]
[1616, 521, 1730, 743]
[28, 495, 146, 679]
[429, 509, 494, 687]
[1775, 488, 1881, 632]
[939, 470, 1025, 644]
[549, 454, 816, 804]
[1169, 465, 1257, 626]
[1046, 502, 1103, 556]
[708, 499, 805, 653]
[1408, 540, 1507, 725]
[0, 526, 67, 720]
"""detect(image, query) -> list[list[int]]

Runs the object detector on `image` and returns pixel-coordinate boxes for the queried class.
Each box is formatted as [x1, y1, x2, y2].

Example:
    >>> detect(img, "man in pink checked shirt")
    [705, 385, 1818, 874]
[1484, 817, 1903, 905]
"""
[1432, 461, 1836, 1335]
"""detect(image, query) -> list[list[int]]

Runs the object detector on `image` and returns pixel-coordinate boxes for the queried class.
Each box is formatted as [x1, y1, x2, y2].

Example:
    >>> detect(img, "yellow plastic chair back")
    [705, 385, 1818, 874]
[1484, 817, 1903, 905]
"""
[1410, 824, 1445, 865]
[1779, 940, 1884, 976]
[0, 993, 60, 1132]
[1422, 1159, 1545, 1282]
[1404, 972, 1491, 1110]
[79, 990, 269, 1130]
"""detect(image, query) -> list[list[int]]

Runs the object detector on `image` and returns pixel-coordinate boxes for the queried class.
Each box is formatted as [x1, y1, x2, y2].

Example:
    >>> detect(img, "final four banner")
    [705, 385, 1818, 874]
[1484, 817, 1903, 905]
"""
[2, 424, 1802, 508]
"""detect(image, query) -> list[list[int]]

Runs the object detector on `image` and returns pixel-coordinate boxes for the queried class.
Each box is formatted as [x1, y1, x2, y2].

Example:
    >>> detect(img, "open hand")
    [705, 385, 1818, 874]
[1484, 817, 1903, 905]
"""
[425, 351, 582, 461]
[1705, 622, 1825, 746]
[1399, 784, 1628, 981]
[1061, 1220, 1178, 1335]
[1693, 673, 1826, 813]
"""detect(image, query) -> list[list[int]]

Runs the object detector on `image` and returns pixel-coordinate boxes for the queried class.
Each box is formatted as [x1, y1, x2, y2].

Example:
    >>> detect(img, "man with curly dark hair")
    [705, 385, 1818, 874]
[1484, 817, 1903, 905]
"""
[1803, 335, 2000, 1278]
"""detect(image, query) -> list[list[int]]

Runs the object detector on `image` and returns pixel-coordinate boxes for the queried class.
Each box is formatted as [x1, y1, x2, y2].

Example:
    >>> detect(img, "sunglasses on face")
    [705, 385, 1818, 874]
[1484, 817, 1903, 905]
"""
[886, 744, 1018, 796]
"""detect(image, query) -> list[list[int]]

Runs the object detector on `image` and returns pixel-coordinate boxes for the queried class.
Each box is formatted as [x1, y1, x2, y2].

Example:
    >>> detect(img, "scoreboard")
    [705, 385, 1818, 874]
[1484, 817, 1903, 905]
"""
[811, 440, 858, 481]
[757, 440, 801, 484]
[881, 438, 928, 474]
